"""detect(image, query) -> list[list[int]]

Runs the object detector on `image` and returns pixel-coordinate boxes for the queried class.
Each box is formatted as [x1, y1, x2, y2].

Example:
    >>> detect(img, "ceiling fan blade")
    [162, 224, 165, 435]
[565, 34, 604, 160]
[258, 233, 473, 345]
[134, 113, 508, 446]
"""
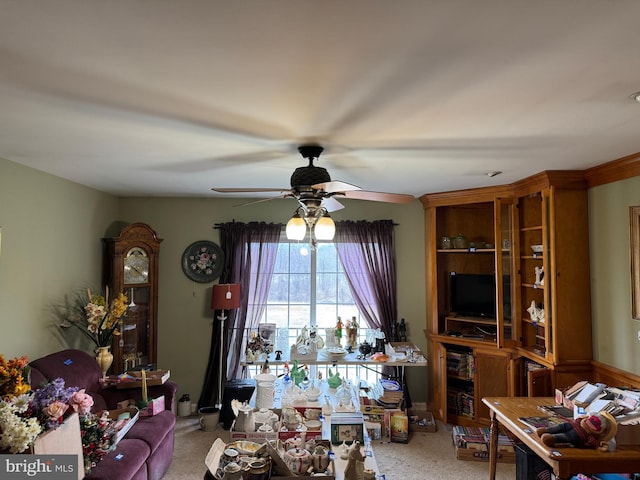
[321, 197, 345, 212]
[312, 180, 361, 193]
[233, 194, 293, 207]
[212, 187, 290, 193]
[339, 190, 415, 204]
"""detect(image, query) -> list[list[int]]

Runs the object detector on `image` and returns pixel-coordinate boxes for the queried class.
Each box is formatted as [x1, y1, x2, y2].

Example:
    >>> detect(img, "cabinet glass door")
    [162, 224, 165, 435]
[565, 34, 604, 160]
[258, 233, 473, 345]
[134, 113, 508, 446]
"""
[517, 191, 548, 360]
[496, 198, 515, 347]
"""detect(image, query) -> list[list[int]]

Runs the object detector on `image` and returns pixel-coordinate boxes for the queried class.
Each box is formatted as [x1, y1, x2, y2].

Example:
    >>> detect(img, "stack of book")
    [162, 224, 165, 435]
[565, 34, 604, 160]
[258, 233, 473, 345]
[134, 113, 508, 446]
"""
[447, 385, 474, 417]
[446, 350, 474, 380]
[372, 378, 404, 407]
[452, 425, 516, 463]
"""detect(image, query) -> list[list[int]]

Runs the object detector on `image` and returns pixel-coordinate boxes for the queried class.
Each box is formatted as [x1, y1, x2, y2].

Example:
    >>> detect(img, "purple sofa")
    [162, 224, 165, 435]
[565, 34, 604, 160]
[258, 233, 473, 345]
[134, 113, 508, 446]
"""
[29, 349, 178, 480]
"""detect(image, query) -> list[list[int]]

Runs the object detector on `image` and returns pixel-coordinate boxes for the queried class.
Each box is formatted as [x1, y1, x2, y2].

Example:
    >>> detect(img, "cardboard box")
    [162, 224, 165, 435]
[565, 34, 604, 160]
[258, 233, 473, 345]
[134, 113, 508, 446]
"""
[408, 409, 438, 433]
[108, 407, 140, 444]
[454, 443, 516, 464]
[102, 370, 170, 389]
[32, 412, 84, 480]
[230, 430, 278, 443]
[278, 427, 323, 443]
[205, 437, 336, 480]
[138, 395, 165, 416]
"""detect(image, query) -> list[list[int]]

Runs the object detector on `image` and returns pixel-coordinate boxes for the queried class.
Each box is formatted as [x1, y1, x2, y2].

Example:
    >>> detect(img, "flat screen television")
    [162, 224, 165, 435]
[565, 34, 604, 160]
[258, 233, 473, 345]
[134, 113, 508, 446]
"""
[449, 273, 497, 319]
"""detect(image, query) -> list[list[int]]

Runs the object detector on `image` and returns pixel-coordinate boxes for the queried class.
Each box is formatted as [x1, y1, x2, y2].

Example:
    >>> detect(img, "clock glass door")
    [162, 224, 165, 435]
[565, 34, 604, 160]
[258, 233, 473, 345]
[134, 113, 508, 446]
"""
[121, 286, 152, 370]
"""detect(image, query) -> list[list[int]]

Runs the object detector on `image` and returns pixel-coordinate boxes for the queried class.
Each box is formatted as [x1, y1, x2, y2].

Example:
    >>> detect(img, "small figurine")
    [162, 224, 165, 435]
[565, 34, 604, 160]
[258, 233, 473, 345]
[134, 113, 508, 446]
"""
[390, 322, 398, 342]
[295, 326, 309, 349]
[327, 368, 342, 389]
[527, 300, 545, 325]
[261, 358, 270, 374]
[343, 441, 366, 480]
[535, 265, 545, 286]
[335, 317, 343, 345]
[245, 348, 256, 362]
[346, 317, 359, 349]
[290, 360, 306, 386]
[398, 318, 407, 342]
[308, 326, 325, 351]
[536, 412, 617, 451]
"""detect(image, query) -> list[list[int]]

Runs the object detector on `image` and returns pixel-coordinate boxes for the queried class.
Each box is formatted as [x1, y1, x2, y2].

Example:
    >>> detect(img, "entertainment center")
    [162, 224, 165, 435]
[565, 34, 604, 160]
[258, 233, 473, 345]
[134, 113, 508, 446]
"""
[421, 171, 593, 426]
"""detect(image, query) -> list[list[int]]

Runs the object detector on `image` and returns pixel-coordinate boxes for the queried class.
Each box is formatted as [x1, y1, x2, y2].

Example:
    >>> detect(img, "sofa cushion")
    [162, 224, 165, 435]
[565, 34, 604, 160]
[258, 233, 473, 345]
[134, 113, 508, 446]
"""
[29, 349, 103, 390]
[85, 438, 150, 480]
[29, 349, 109, 410]
[146, 432, 176, 480]
[126, 410, 176, 452]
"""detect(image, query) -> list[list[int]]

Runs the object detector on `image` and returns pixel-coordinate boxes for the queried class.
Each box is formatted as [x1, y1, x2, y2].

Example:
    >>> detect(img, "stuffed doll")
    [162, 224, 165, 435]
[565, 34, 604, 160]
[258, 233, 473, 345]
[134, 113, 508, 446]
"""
[536, 412, 617, 451]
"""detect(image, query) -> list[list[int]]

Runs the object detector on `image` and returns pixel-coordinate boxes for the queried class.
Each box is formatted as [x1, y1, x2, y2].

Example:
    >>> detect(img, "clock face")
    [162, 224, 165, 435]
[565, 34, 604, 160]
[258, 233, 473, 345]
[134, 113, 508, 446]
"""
[124, 247, 149, 284]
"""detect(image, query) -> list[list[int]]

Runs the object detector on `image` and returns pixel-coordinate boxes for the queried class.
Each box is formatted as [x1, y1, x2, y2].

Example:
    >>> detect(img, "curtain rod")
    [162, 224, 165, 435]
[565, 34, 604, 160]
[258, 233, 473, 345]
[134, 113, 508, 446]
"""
[213, 220, 399, 229]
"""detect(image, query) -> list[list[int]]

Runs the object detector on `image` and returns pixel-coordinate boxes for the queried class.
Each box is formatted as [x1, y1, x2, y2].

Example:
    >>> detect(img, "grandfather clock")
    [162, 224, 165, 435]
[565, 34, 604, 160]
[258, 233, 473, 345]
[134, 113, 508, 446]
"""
[103, 223, 162, 374]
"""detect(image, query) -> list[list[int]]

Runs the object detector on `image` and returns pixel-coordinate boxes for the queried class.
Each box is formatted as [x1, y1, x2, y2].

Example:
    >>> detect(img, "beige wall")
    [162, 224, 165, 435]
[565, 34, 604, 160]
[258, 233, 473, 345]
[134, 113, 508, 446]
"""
[0, 158, 118, 359]
[589, 175, 640, 373]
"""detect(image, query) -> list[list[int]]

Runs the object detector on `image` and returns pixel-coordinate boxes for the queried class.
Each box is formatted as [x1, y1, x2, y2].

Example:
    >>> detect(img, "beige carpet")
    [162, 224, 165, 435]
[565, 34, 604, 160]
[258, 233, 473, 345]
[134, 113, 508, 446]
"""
[163, 416, 516, 479]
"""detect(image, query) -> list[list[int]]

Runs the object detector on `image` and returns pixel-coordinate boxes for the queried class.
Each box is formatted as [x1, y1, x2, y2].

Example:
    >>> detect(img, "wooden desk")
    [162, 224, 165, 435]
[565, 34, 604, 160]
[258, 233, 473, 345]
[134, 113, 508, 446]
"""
[483, 397, 640, 480]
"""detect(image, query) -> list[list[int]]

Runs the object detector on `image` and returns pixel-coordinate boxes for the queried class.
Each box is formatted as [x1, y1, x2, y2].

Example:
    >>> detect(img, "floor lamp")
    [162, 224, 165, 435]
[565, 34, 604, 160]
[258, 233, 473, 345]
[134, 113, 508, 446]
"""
[211, 283, 241, 408]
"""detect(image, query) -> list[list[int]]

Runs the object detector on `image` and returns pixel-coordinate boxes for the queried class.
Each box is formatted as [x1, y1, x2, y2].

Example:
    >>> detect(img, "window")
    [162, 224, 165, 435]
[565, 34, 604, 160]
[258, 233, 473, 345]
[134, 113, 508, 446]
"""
[260, 239, 361, 330]
[246, 237, 381, 382]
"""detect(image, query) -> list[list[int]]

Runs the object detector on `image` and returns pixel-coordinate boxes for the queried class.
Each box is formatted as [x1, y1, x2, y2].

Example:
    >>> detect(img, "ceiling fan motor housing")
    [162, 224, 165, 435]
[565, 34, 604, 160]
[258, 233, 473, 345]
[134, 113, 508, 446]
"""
[290, 165, 331, 188]
[291, 144, 331, 188]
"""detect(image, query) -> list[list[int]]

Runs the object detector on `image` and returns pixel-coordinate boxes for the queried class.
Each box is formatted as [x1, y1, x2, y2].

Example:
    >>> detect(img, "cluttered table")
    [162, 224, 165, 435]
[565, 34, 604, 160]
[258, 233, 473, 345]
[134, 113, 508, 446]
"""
[483, 397, 640, 480]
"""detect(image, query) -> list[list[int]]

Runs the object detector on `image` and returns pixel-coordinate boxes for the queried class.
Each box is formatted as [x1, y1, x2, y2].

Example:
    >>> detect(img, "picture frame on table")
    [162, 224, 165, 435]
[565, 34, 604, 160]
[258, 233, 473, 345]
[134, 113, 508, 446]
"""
[258, 323, 276, 343]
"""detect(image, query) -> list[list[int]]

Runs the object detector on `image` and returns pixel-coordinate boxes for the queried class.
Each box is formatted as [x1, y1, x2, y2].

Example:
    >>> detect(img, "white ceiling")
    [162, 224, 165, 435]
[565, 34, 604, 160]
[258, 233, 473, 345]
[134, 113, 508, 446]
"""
[2, 1, 640, 200]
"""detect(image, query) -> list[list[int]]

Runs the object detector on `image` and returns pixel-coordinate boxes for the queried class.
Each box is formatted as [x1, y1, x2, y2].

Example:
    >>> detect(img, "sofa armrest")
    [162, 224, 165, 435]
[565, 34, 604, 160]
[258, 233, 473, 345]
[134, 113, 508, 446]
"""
[100, 381, 178, 413]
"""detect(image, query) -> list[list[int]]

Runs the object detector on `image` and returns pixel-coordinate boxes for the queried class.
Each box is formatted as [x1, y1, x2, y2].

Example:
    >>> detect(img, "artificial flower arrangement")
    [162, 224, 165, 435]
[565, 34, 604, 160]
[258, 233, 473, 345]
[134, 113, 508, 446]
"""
[0, 355, 117, 474]
[61, 287, 129, 349]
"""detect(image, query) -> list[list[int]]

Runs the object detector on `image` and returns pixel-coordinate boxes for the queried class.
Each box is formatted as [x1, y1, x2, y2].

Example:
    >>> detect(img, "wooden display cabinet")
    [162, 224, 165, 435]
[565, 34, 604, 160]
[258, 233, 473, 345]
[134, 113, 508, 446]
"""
[422, 172, 593, 426]
[513, 172, 593, 368]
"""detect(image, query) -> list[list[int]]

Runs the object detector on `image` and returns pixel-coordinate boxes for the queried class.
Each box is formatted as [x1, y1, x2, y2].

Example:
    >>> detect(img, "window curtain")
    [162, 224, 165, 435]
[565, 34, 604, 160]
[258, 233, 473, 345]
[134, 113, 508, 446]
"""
[198, 221, 281, 410]
[333, 219, 398, 340]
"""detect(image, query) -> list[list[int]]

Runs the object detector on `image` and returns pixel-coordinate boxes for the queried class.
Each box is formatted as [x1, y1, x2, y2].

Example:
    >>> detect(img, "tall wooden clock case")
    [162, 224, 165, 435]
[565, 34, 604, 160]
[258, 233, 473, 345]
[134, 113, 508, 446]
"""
[103, 222, 162, 374]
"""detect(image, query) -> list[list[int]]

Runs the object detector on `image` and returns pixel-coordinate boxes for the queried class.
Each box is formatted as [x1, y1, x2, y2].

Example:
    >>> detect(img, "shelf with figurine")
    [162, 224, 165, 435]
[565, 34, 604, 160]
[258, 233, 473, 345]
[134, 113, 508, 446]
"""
[241, 317, 425, 368]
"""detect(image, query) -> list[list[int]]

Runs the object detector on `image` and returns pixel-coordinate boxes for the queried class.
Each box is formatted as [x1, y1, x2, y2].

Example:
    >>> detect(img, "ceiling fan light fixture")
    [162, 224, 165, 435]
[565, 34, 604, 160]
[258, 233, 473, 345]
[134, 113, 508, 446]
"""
[286, 211, 307, 240]
[314, 212, 336, 241]
[629, 91, 640, 103]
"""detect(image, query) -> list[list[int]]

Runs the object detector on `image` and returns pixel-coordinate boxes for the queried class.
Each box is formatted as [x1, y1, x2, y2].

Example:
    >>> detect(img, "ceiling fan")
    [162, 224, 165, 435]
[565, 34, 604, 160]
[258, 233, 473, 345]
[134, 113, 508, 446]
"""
[212, 144, 414, 210]
[212, 144, 414, 241]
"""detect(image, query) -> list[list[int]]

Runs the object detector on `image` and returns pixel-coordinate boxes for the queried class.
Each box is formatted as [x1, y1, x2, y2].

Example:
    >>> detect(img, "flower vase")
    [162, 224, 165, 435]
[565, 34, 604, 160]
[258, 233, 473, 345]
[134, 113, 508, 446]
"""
[95, 346, 113, 377]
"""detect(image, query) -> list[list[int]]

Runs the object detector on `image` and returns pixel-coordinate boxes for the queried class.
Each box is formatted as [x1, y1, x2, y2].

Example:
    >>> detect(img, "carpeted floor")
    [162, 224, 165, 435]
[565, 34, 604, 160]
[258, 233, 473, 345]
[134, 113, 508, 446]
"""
[163, 416, 516, 479]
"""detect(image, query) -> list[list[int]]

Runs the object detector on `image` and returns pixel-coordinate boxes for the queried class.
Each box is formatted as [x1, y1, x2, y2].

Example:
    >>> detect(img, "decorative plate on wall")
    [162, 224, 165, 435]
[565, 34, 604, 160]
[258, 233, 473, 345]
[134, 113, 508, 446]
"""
[181, 240, 224, 283]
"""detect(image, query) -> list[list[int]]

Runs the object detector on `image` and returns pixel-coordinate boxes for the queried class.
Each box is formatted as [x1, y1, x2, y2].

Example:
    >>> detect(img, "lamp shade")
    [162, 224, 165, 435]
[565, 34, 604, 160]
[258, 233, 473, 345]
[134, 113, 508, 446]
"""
[211, 283, 241, 310]
[314, 214, 336, 240]
[286, 214, 307, 240]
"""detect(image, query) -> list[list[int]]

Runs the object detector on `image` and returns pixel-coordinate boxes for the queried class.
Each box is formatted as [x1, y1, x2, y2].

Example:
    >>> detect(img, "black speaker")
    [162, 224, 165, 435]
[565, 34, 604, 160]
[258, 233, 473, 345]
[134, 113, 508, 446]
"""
[515, 443, 553, 480]
[220, 379, 256, 430]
